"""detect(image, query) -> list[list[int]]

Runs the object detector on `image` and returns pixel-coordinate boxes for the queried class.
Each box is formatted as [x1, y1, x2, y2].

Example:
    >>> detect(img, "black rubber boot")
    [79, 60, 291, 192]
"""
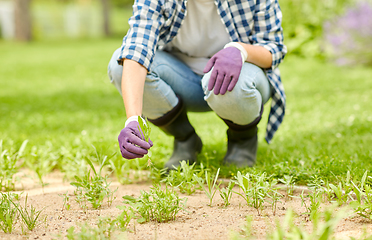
[221, 112, 261, 168]
[148, 98, 202, 170]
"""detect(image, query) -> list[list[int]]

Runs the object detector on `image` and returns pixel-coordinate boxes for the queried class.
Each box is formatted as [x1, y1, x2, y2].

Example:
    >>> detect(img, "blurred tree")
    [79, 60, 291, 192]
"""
[14, 0, 32, 41]
[101, 0, 110, 36]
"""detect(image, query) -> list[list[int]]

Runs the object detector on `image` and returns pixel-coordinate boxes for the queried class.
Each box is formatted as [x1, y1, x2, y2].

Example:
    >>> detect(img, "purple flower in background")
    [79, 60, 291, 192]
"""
[324, 1, 372, 66]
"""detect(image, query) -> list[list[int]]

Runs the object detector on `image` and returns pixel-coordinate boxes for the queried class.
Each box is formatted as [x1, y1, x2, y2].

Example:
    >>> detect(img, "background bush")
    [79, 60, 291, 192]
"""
[323, 1, 372, 66]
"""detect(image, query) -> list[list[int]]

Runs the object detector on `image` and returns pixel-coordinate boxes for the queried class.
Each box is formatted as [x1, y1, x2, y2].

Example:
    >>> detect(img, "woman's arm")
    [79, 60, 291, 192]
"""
[238, 43, 272, 69]
[121, 59, 148, 118]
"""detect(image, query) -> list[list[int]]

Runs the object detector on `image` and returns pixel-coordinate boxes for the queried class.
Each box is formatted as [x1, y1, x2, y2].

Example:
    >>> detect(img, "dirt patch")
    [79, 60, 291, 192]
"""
[1, 171, 371, 240]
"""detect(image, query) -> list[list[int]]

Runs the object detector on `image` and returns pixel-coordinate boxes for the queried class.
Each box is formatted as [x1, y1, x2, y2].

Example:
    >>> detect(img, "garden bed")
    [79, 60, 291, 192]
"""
[2, 169, 371, 240]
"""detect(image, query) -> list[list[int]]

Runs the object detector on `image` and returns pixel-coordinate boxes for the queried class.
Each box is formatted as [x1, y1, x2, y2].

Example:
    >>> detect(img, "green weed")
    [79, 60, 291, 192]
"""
[278, 175, 295, 200]
[162, 161, 204, 195]
[71, 154, 117, 209]
[122, 184, 187, 223]
[0, 192, 19, 233]
[218, 181, 235, 207]
[11, 195, 45, 232]
[194, 168, 221, 206]
[233, 172, 280, 215]
[26, 142, 59, 187]
[0, 140, 28, 191]
[137, 116, 152, 167]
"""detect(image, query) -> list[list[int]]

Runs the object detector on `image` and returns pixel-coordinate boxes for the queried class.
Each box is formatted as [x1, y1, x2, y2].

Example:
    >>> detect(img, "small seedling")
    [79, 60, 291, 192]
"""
[123, 184, 187, 223]
[59, 191, 71, 210]
[137, 116, 152, 167]
[278, 175, 295, 200]
[299, 189, 322, 223]
[11, 195, 45, 232]
[218, 181, 235, 207]
[194, 168, 221, 206]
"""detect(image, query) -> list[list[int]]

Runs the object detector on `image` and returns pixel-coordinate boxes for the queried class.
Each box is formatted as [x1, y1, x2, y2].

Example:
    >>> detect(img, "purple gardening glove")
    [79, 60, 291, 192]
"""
[118, 121, 153, 159]
[203, 47, 243, 95]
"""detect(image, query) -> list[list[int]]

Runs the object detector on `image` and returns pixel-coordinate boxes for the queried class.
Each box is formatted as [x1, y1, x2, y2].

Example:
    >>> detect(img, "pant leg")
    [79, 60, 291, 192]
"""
[201, 62, 272, 125]
[107, 49, 210, 119]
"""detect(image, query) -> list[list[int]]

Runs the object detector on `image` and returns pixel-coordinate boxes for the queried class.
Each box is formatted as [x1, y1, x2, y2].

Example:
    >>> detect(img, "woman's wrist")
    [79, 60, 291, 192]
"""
[224, 42, 249, 64]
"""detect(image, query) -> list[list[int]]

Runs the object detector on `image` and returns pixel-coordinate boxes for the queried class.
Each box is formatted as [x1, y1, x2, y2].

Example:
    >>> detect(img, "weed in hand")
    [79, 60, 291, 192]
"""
[137, 116, 152, 167]
[122, 183, 187, 223]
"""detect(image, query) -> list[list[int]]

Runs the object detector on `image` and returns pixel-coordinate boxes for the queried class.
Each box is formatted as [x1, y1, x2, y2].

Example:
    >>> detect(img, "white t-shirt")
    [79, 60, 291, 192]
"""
[167, 0, 231, 75]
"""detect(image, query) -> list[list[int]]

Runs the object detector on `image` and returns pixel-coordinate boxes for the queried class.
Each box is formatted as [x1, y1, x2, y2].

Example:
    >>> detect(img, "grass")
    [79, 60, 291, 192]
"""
[0, 37, 371, 184]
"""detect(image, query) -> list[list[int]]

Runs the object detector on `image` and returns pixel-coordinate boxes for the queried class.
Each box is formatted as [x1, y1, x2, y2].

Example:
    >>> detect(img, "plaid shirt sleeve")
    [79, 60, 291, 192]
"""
[250, 0, 287, 70]
[117, 0, 165, 70]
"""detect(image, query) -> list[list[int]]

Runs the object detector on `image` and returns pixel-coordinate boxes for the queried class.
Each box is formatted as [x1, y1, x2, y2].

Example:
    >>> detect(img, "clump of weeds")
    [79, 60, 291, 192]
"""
[11, 195, 46, 232]
[71, 153, 117, 210]
[162, 161, 205, 195]
[122, 183, 187, 223]
[233, 171, 281, 215]
[0, 193, 45, 234]
[0, 139, 28, 191]
[0, 192, 19, 233]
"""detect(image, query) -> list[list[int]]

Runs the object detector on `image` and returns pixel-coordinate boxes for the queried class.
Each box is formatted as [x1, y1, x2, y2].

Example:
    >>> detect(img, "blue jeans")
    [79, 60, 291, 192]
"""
[108, 49, 272, 126]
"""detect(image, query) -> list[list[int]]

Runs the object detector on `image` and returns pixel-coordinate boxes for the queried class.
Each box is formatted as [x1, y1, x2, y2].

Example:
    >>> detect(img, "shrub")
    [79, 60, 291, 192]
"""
[324, 1, 372, 66]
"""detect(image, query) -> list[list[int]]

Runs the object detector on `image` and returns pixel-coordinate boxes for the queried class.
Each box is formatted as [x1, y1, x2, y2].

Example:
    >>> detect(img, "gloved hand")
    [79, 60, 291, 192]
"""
[203, 47, 244, 95]
[118, 121, 153, 159]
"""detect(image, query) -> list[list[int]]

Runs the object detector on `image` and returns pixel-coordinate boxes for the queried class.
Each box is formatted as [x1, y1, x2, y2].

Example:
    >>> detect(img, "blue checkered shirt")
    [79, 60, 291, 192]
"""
[118, 0, 287, 143]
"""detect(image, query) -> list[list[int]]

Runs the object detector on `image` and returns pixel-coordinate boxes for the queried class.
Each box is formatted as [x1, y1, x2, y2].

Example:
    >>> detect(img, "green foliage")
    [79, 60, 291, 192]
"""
[0, 140, 28, 191]
[280, 0, 354, 57]
[71, 154, 117, 209]
[122, 184, 187, 223]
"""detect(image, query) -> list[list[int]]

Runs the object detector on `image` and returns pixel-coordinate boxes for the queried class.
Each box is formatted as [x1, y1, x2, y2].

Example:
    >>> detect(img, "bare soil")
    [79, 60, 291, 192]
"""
[1, 170, 371, 240]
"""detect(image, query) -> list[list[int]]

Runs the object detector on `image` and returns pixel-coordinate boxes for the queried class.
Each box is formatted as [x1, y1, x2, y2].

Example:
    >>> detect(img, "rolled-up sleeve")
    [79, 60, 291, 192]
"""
[250, 0, 287, 69]
[117, 0, 165, 70]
